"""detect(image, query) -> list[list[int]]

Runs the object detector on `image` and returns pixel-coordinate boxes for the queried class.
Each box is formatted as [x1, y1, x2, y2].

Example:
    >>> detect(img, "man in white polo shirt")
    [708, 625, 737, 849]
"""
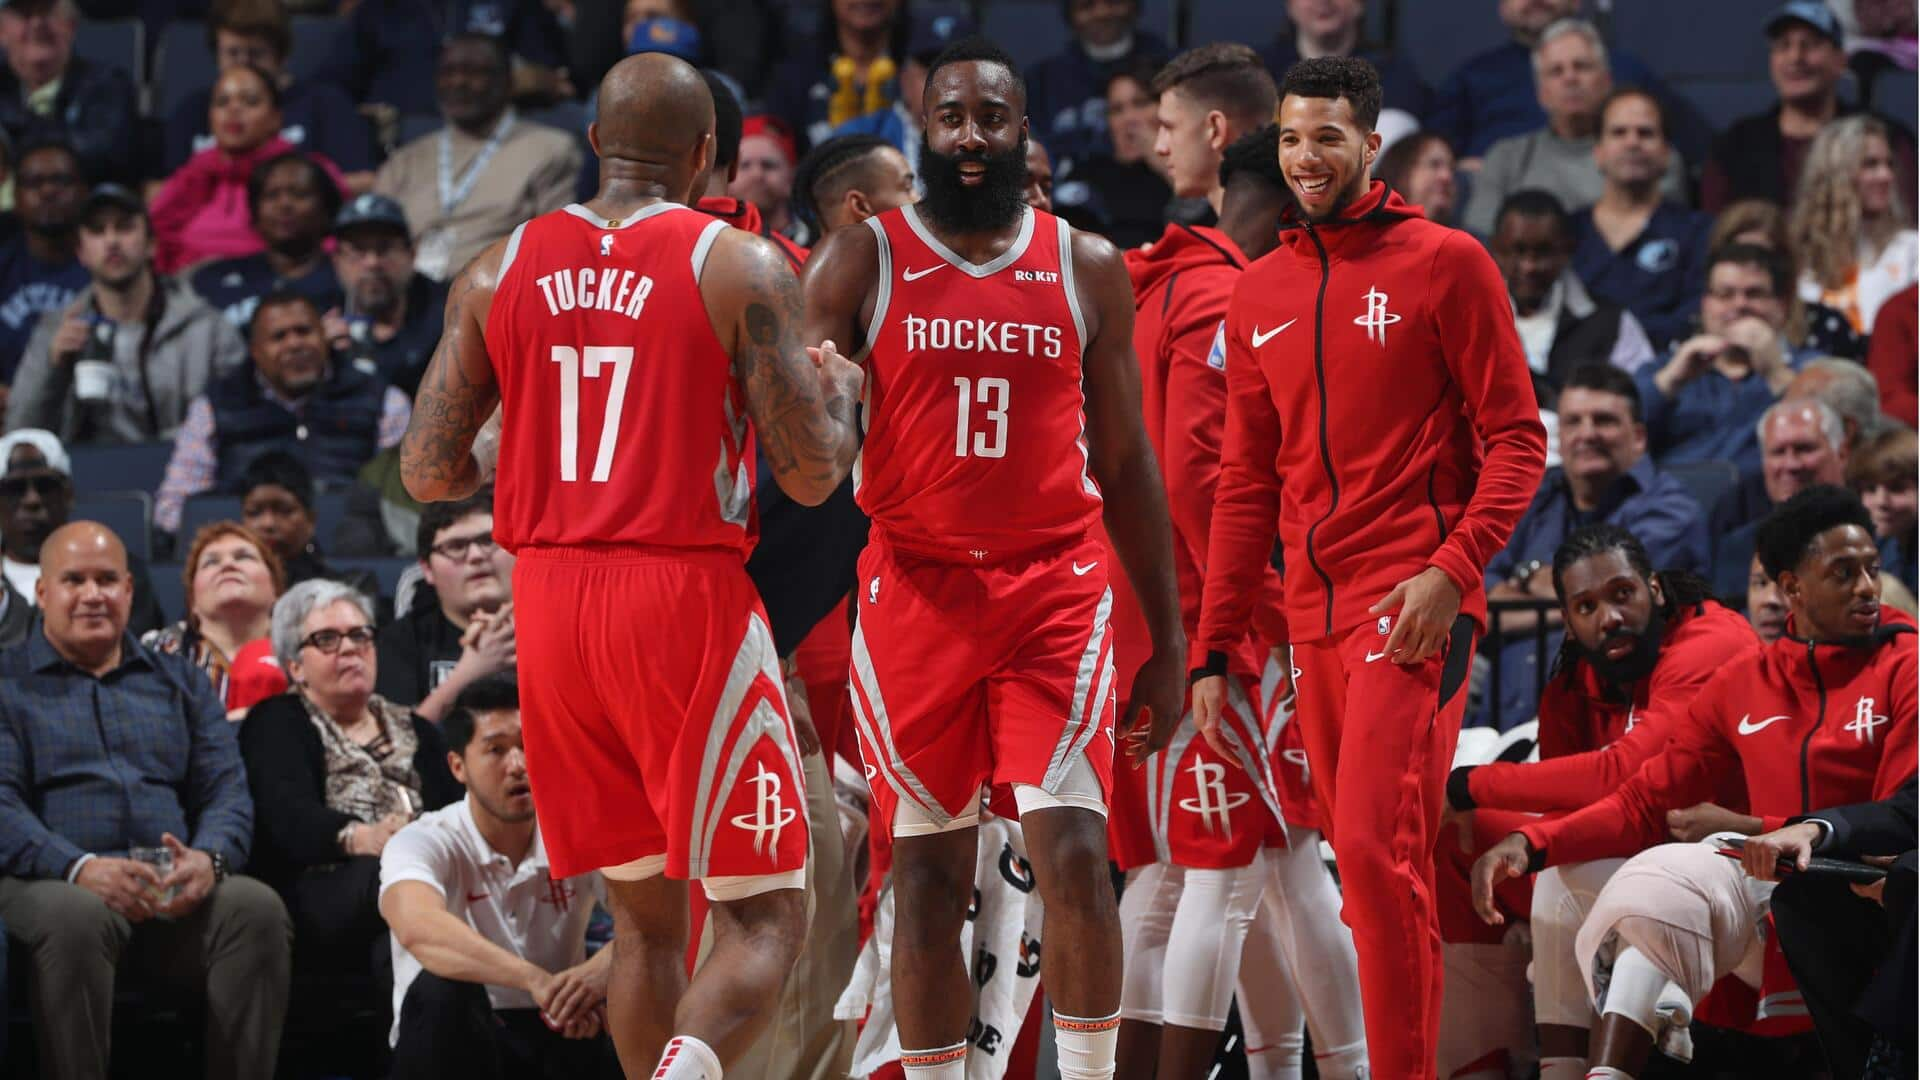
[378, 677, 619, 1077]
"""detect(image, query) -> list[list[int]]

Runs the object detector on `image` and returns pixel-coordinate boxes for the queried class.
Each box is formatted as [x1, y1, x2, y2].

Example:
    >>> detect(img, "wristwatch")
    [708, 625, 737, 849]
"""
[206, 850, 230, 883]
[1508, 559, 1547, 590]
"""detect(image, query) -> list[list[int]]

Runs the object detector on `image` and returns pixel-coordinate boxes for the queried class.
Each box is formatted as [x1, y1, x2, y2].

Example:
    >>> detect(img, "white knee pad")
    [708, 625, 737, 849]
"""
[1118, 863, 1182, 1024]
[1597, 946, 1696, 1064]
[1161, 861, 1266, 1030]
[1529, 860, 1621, 1029]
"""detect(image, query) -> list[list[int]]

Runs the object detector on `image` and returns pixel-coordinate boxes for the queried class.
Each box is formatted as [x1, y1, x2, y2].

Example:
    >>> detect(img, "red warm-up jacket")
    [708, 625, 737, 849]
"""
[1102, 223, 1287, 682]
[1197, 182, 1547, 653]
[1522, 610, 1918, 867]
[696, 196, 809, 271]
[1466, 599, 1759, 812]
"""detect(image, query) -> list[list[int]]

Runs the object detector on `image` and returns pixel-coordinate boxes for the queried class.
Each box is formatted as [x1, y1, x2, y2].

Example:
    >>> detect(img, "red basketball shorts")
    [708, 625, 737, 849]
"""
[848, 534, 1118, 836]
[1143, 674, 1284, 869]
[1257, 650, 1322, 834]
[512, 547, 808, 885]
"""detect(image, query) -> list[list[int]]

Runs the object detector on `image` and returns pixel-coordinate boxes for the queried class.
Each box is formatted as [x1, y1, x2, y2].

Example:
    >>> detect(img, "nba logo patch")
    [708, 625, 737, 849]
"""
[1376, 616, 1391, 635]
[600, 234, 614, 257]
[1206, 321, 1227, 371]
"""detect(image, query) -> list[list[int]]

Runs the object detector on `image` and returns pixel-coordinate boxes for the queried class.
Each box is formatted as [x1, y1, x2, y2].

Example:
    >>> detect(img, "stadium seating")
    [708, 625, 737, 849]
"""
[1394, 0, 1507, 89]
[72, 17, 144, 90]
[1609, 0, 1770, 82]
[67, 440, 172, 499]
[1665, 459, 1743, 527]
[72, 491, 151, 563]
[1873, 67, 1918, 132]
[287, 13, 347, 84]
[153, 18, 213, 120]
[1186, 0, 1282, 50]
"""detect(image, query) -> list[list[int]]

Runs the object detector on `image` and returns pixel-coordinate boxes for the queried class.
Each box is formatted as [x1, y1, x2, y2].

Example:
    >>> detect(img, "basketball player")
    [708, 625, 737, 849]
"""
[1108, 117, 1369, 1080]
[1191, 57, 1547, 1078]
[801, 36, 1186, 1080]
[398, 54, 864, 1080]
[793, 134, 918, 237]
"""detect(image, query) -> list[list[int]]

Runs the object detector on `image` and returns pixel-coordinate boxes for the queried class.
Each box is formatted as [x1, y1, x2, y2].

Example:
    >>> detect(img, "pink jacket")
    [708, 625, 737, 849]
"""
[149, 136, 348, 274]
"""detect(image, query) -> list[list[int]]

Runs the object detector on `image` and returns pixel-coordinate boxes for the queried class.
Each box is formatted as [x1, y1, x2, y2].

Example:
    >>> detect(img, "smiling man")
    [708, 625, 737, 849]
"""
[1474, 485, 1917, 1080]
[376, 492, 514, 721]
[1191, 56, 1545, 1078]
[803, 34, 1186, 1080]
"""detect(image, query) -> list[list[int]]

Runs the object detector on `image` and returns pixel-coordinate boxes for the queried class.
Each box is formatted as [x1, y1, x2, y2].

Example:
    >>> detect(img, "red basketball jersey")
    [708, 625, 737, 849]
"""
[855, 204, 1102, 563]
[486, 203, 753, 555]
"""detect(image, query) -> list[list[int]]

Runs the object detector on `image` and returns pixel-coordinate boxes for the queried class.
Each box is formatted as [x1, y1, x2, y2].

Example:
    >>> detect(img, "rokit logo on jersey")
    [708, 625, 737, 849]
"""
[904, 314, 1063, 357]
[1013, 269, 1060, 284]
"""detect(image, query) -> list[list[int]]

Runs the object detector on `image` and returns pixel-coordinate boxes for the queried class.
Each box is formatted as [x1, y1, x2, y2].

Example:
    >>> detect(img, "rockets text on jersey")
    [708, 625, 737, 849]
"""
[484, 202, 755, 556]
[854, 204, 1102, 564]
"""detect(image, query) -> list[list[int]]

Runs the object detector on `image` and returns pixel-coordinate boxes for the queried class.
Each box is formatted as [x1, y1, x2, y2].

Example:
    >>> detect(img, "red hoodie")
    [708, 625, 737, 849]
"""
[1197, 183, 1546, 652]
[1466, 599, 1759, 812]
[696, 196, 809, 271]
[1101, 223, 1287, 680]
[1522, 610, 1918, 867]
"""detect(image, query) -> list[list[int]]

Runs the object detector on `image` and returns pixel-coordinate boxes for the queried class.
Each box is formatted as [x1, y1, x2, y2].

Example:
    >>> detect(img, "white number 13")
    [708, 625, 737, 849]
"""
[953, 376, 1009, 458]
[550, 345, 634, 482]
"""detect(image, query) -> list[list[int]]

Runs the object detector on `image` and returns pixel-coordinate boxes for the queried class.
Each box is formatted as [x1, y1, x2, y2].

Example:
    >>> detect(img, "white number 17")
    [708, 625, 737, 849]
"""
[550, 345, 634, 482]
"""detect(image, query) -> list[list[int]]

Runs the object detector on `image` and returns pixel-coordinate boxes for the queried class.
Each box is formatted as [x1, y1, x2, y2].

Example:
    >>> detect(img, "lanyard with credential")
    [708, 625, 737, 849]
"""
[438, 109, 516, 216]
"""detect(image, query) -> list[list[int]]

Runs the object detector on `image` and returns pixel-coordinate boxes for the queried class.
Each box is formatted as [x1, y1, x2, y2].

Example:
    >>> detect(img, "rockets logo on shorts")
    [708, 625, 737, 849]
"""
[1206, 320, 1227, 371]
[1179, 757, 1250, 836]
[729, 762, 799, 859]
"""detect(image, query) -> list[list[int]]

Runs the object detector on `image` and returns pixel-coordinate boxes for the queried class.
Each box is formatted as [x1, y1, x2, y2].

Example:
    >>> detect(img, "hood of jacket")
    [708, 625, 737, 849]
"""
[1124, 222, 1245, 301]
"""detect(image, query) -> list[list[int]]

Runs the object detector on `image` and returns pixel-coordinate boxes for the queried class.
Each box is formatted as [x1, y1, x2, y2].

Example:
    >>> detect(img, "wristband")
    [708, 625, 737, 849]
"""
[1446, 766, 1477, 811]
[1188, 650, 1229, 685]
[1524, 836, 1546, 873]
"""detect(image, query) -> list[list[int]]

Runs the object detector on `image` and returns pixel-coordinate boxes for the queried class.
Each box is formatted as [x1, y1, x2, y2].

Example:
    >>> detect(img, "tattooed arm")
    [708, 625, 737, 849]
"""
[701, 228, 863, 506]
[400, 241, 506, 503]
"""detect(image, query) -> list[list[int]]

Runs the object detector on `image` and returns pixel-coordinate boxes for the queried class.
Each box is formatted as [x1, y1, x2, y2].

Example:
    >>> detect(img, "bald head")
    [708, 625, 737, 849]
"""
[41, 521, 126, 576]
[592, 52, 715, 169]
[37, 521, 133, 666]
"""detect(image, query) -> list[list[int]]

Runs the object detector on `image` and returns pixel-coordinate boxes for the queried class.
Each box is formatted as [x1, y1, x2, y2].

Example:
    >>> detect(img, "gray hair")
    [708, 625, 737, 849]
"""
[1756, 397, 1846, 453]
[1532, 18, 1609, 71]
[271, 578, 375, 669]
[1792, 357, 1883, 444]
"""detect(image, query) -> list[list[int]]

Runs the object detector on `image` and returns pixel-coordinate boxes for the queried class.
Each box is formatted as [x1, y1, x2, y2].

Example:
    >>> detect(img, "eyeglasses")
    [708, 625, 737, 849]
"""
[430, 535, 499, 561]
[17, 172, 80, 190]
[300, 626, 376, 654]
[0, 474, 67, 499]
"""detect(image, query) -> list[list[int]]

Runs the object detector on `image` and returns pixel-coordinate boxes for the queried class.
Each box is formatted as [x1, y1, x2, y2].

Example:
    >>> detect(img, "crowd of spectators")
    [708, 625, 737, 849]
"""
[0, 0, 1913, 1075]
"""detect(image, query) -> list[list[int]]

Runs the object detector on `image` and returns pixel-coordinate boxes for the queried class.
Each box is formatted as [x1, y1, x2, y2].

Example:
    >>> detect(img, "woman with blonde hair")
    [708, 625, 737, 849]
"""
[143, 520, 289, 716]
[1790, 115, 1918, 335]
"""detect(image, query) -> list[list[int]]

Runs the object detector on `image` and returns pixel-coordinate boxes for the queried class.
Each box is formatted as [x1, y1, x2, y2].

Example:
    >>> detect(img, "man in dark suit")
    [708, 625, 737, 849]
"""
[1740, 777, 1917, 1078]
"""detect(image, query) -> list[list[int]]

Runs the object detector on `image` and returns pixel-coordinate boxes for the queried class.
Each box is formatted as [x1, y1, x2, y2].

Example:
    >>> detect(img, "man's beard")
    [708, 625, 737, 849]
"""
[352, 275, 401, 319]
[918, 134, 1030, 233]
[1578, 604, 1668, 689]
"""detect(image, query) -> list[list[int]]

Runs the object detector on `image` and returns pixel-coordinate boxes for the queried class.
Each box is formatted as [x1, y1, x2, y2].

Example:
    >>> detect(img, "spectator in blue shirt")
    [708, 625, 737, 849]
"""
[1429, 0, 1664, 162]
[162, 1, 375, 191]
[190, 151, 344, 332]
[0, 0, 139, 185]
[1259, 0, 1428, 132]
[317, 0, 569, 116]
[1710, 398, 1851, 599]
[1572, 88, 1711, 350]
[1025, 0, 1169, 170]
[1637, 245, 1816, 477]
[0, 139, 85, 392]
[0, 520, 292, 1080]
[1481, 365, 1710, 729]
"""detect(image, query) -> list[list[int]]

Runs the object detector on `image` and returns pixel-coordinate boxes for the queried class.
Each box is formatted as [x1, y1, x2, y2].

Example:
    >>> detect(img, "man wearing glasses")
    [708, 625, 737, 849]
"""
[0, 139, 88, 410]
[376, 490, 514, 720]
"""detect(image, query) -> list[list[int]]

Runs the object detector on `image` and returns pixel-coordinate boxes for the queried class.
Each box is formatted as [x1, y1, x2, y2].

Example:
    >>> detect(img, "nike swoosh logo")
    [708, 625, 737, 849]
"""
[1250, 319, 1296, 348]
[1363, 648, 1389, 663]
[1737, 714, 1791, 736]
[1072, 561, 1098, 576]
[903, 265, 944, 281]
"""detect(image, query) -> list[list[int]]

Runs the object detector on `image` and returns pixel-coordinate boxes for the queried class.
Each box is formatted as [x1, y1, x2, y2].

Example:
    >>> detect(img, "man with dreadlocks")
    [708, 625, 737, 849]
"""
[1474, 486, 1917, 1080]
[1106, 122, 1369, 1080]
[1443, 522, 1757, 1080]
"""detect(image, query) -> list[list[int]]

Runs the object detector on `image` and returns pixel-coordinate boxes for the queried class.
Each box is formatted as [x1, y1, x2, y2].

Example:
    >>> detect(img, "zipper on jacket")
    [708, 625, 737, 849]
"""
[1300, 221, 1339, 637]
[1800, 639, 1825, 813]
